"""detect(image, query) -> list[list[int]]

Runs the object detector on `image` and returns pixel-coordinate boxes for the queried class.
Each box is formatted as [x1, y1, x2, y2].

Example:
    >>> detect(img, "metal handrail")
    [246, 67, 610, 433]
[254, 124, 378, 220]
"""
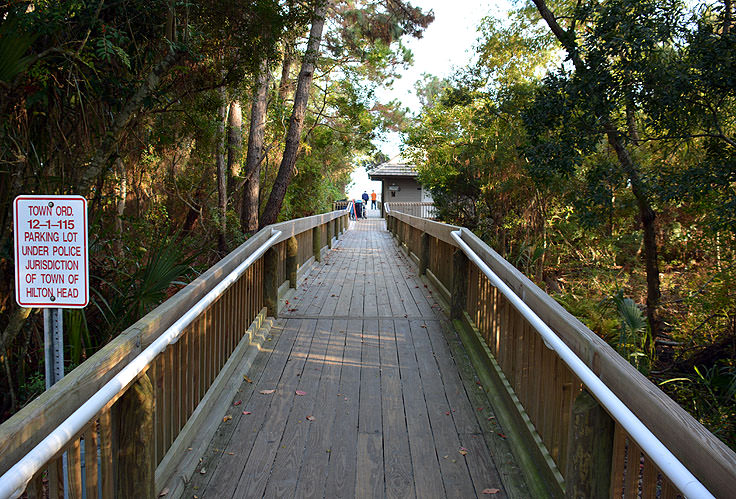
[0, 229, 283, 499]
[450, 229, 713, 499]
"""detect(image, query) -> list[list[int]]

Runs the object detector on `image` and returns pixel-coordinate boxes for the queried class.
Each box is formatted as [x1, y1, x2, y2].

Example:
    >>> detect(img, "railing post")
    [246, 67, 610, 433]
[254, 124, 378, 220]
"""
[286, 236, 298, 289]
[264, 247, 279, 317]
[420, 232, 430, 276]
[451, 248, 468, 320]
[312, 226, 321, 262]
[115, 373, 154, 498]
[333, 218, 339, 240]
[327, 219, 334, 249]
[565, 390, 614, 498]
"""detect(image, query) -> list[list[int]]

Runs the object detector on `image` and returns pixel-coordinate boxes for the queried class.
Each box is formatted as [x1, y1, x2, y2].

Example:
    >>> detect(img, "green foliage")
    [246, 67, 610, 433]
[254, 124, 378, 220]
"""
[603, 290, 653, 373]
[660, 360, 736, 447]
[405, 0, 736, 450]
[92, 229, 194, 341]
[0, 13, 37, 83]
[65, 309, 92, 366]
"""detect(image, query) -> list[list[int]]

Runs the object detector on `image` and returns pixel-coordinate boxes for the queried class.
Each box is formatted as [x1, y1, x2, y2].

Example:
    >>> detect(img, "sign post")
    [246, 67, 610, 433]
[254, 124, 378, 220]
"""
[14, 195, 88, 496]
[14, 194, 88, 382]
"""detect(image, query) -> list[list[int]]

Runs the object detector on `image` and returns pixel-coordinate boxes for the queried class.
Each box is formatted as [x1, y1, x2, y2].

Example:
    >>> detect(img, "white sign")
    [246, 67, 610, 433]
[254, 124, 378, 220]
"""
[14, 195, 89, 308]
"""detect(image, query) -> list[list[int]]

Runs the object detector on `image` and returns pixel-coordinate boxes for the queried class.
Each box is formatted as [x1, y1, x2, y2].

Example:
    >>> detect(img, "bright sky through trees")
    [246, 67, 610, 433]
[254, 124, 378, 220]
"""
[347, 0, 505, 200]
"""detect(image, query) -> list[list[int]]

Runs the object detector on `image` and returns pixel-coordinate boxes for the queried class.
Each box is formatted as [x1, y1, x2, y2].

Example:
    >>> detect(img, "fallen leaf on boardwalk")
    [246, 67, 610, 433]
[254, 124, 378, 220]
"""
[295, 390, 306, 396]
[285, 300, 289, 304]
[497, 433, 507, 439]
[233, 400, 242, 406]
[199, 468, 206, 474]
[306, 415, 316, 421]
[158, 487, 169, 496]
[223, 415, 232, 422]
[482, 489, 500, 494]
[459, 447, 468, 456]
[227, 452, 235, 455]
[477, 407, 483, 411]
[243, 375, 253, 383]
[242, 411, 252, 415]
[260, 389, 276, 394]
[445, 412, 450, 416]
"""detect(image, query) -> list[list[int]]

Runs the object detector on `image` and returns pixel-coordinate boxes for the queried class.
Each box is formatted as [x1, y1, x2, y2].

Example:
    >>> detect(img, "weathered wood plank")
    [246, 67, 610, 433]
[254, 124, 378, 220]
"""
[359, 318, 382, 435]
[263, 318, 330, 497]
[324, 318, 361, 498]
[191, 319, 302, 498]
[294, 318, 347, 498]
[424, 320, 481, 435]
[408, 319, 476, 497]
[356, 432, 385, 498]
[232, 319, 318, 499]
[394, 318, 446, 498]
[435, 318, 527, 497]
[379, 320, 414, 499]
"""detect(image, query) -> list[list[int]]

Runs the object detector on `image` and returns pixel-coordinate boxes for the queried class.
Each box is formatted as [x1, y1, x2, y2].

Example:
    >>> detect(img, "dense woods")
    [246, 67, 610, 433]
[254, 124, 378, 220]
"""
[406, 0, 736, 449]
[0, 0, 432, 421]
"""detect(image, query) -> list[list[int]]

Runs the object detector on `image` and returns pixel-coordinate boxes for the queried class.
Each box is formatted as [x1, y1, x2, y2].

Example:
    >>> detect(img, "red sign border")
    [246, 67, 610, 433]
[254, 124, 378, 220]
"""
[14, 195, 89, 308]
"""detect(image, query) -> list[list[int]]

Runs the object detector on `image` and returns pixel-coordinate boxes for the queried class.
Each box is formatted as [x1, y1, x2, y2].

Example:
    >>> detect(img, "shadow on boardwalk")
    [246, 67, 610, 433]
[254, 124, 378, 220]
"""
[183, 220, 527, 498]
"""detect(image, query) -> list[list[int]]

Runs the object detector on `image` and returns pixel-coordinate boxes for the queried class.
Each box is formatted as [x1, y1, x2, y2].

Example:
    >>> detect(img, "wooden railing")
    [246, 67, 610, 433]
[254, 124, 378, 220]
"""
[386, 210, 736, 499]
[0, 210, 349, 499]
[332, 200, 350, 211]
[384, 201, 435, 219]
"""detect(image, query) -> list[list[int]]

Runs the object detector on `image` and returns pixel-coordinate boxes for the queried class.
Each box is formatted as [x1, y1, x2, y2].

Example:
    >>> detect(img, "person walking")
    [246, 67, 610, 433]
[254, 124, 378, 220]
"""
[361, 191, 370, 218]
[370, 190, 377, 209]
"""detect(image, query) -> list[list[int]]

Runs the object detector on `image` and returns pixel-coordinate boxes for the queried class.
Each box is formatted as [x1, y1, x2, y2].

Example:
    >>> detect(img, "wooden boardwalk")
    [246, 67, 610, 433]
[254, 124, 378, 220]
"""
[184, 220, 520, 498]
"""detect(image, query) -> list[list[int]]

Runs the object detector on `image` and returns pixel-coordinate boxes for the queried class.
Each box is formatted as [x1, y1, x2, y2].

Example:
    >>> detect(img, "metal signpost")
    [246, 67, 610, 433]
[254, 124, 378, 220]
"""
[14, 195, 88, 496]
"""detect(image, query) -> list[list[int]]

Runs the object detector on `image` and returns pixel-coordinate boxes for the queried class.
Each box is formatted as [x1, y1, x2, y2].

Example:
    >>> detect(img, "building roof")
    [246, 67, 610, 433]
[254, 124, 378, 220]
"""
[368, 160, 418, 180]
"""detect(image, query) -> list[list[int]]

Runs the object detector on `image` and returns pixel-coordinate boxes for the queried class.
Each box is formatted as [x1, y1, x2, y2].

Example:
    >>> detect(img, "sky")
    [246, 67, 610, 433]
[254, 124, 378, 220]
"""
[345, 0, 509, 200]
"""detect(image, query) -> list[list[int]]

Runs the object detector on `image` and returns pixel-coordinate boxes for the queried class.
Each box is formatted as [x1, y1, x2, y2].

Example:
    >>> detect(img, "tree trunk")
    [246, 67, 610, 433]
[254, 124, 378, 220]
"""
[216, 88, 228, 253]
[531, 0, 662, 342]
[278, 41, 295, 102]
[726, 0, 733, 34]
[241, 58, 271, 233]
[259, 1, 328, 228]
[114, 157, 127, 257]
[181, 188, 204, 236]
[605, 125, 661, 343]
[227, 100, 242, 191]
